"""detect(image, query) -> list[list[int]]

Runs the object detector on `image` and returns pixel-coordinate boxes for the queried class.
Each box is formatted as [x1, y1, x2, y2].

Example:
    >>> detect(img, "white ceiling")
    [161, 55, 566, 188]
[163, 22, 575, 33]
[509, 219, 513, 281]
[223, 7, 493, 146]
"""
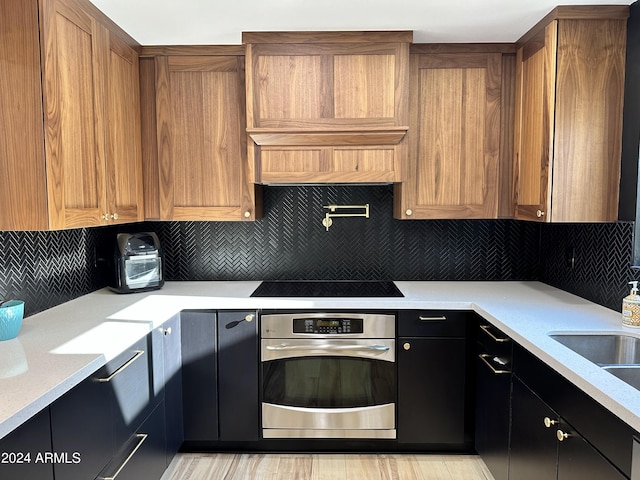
[88, 0, 632, 45]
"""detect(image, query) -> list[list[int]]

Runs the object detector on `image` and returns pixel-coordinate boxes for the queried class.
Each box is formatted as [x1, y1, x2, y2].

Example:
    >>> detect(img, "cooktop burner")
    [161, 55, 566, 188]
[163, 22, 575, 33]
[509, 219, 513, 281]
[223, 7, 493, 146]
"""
[250, 280, 404, 298]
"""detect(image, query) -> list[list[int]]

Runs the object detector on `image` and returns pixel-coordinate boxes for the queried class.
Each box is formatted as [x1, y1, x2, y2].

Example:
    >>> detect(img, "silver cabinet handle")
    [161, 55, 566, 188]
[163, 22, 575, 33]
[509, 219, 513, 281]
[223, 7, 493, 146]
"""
[478, 354, 511, 375]
[557, 429, 570, 442]
[544, 417, 558, 428]
[419, 316, 447, 322]
[98, 434, 148, 480]
[479, 324, 510, 343]
[266, 344, 390, 352]
[98, 350, 145, 383]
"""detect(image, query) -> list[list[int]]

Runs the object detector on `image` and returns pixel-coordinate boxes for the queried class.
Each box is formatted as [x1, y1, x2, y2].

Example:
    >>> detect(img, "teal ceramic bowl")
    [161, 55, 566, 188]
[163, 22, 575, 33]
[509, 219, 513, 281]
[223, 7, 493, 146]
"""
[0, 301, 25, 341]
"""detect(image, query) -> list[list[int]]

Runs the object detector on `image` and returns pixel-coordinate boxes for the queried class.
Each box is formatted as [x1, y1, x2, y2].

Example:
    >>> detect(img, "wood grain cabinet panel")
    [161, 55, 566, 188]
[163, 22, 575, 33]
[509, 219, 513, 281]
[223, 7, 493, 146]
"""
[147, 53, 259, 221]
[105, 33, 145, 224]
[396, 51, 503, 219]
[244, 32, 411, 184]
[0, 0, 143, 230]
[513, 7, 628, 222]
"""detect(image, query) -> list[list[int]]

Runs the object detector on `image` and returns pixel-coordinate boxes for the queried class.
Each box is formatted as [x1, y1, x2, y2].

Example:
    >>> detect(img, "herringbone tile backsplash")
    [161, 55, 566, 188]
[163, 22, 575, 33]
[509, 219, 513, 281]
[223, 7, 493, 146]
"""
[0, 226, 116, 316]
[0, 185, 636, 316]
[146, 186, 540, 281]
[540, 221, 638, 312]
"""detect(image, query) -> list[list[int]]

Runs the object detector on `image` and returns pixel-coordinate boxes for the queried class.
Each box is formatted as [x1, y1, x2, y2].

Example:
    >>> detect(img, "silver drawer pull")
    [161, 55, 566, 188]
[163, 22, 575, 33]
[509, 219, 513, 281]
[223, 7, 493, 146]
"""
[98, 434, 148, 480]
[480, 324, 510, 343]
[266, 344, 390, 352]
[479, 354, 511, 375]
[419, 316, 447, 322]
[98, 350, 145, 383]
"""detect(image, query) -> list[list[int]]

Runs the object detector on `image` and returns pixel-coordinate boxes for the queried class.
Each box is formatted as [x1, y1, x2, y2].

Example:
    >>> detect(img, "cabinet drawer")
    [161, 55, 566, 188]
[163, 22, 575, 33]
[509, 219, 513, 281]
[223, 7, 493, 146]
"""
[97, 402, 166, 480]
[398, 310, 467, 337]
[109, 337, 154, 447]
[51, 365, 116, 480]
[259, 145, 399, 184]
[477, 322, 512, 363]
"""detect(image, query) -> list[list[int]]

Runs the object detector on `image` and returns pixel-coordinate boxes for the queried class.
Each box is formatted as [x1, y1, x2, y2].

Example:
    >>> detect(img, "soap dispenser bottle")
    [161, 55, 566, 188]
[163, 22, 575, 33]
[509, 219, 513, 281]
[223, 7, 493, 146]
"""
[622, 281, 640, 327]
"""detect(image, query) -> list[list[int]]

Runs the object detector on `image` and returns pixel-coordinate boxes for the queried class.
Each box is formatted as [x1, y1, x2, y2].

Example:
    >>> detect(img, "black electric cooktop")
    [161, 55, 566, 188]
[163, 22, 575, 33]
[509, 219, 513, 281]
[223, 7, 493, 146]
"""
[250, 280, 404, 298]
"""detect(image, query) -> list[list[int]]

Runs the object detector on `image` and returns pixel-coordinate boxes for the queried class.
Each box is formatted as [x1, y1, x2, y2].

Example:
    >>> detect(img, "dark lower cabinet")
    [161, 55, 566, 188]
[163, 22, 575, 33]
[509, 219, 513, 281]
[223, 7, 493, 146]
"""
[475, 321, 512, 480]
[50, 357, 119, 480]
[180, 309, 260, 445]
[510, 376, 627, 480]
[3, 316, 178, 480]
[161, 315, 183, 465]
[98, 401, 167, 480]
[181, 310, 219, 442]
[111, 337, 156, 448]
[0, 408, 54, 480]
[50, 332, 168, 480]
[556, 421, 627, 480]
[397, 311, 471, 446]
[398, 336, 466, 444]
[218, 311, 259, 442]
[473, 323, 637, 480]
[509, 377, 559, 480]
[475, 355, 511, 479]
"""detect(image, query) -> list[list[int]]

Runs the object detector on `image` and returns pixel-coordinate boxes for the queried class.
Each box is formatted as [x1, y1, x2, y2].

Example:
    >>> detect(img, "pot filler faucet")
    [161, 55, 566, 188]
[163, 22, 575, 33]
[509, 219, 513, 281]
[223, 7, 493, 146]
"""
[322, 204, 369, 231]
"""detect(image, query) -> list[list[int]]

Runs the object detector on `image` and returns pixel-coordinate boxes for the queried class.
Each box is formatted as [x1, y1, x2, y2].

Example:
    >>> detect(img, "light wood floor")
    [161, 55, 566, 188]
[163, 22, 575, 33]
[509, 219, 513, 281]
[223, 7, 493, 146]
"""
[160, 453, 495, 480]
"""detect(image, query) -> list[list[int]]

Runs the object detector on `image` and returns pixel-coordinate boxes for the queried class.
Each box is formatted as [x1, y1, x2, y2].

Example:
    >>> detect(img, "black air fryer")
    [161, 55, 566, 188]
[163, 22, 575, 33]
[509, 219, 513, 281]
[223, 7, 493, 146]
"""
[109, 232, 164, 294]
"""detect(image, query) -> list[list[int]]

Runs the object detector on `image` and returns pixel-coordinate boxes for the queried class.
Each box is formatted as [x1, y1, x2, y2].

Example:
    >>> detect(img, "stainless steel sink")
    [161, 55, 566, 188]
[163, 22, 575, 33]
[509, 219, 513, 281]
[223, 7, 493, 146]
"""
[549, 333, 640, 366]
[602, 366, 640, 390]
[549, 333, 640, 392]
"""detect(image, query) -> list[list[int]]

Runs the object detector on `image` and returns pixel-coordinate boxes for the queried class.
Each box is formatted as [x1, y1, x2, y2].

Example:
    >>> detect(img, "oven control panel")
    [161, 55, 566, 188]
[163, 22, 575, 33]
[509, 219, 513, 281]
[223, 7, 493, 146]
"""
[293, 317, 364, 334]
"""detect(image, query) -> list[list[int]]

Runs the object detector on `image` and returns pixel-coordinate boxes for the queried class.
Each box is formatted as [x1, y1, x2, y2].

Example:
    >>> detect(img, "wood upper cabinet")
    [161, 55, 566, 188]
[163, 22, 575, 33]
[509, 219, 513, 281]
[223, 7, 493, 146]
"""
[104, 33, 145, 225]
[395, 49, 505, 219]
[142, 48, 259, 221]
[243, 31, 411, 184]
[0, 0, 143, 230]
[513, 7, 628, 222]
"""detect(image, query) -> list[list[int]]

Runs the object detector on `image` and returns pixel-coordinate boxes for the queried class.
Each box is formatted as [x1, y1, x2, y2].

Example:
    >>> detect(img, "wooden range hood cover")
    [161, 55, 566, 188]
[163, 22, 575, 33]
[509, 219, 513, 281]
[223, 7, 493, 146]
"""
[243, 31, 412, 184]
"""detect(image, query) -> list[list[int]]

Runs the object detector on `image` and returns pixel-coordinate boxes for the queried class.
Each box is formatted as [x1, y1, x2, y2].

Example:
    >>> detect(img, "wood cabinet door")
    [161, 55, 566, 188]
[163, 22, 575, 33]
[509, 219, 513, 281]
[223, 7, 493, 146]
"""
[246, 38, 409, 131]
[399, 53, 501, 219]
[0, 0, 49, 231]
[514, 17, 625, 223]
[104, 32, 144, 224]
[513, 22, 557, 222]
[155, 55, 255, 221]
[550, 19, 625, 222]
[40, 0, 108, 229]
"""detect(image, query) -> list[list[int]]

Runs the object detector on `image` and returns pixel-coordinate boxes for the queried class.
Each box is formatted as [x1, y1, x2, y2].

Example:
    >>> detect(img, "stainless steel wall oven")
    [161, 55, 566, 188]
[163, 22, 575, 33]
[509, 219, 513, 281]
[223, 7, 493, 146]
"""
[260, 312, 396, 439]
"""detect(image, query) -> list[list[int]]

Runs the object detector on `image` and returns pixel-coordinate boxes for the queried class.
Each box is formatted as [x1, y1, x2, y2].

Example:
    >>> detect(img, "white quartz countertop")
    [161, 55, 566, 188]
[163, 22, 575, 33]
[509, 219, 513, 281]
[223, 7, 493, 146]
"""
[0, 280, 638, 440]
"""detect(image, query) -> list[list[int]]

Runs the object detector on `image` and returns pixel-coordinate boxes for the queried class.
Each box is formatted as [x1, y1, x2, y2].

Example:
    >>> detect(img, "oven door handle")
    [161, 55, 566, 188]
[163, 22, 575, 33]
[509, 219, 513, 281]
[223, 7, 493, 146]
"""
[265, 344, 390, 352]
